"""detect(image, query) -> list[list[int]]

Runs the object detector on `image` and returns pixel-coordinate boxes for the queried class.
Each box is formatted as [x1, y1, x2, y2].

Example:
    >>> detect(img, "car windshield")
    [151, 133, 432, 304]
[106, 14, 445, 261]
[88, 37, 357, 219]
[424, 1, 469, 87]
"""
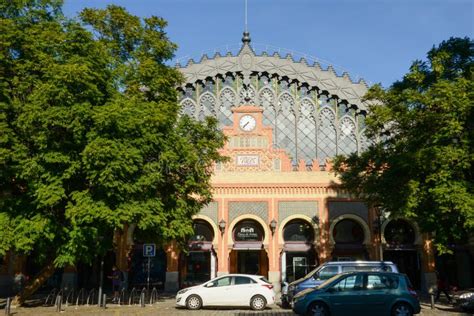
[315, 273, 345, 289]
[300, 267, 318, 280]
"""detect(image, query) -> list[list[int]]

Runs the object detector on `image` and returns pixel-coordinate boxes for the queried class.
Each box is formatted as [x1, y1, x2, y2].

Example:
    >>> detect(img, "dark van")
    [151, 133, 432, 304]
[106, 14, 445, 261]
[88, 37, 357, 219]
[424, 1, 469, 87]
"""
[281, 261, 398, 308]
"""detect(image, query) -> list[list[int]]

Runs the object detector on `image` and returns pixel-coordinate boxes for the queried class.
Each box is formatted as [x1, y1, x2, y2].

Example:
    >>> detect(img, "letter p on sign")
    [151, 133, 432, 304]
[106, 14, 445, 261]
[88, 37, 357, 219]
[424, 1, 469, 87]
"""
[143, 244, 156, 257]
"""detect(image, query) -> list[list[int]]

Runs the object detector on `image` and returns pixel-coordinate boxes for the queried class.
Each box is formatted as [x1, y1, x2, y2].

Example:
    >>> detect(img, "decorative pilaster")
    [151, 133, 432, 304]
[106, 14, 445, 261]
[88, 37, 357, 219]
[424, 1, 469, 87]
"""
[165, 241, 180, 291]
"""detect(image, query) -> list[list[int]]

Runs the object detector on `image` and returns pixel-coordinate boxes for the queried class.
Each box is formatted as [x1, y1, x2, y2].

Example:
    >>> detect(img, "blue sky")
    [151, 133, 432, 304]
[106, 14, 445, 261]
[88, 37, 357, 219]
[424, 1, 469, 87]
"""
[63, 0, 473, 87]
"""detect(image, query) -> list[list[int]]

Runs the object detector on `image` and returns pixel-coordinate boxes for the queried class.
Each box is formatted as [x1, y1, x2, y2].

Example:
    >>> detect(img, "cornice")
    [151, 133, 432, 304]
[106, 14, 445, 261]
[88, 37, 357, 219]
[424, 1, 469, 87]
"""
[211, 183, 347, 196]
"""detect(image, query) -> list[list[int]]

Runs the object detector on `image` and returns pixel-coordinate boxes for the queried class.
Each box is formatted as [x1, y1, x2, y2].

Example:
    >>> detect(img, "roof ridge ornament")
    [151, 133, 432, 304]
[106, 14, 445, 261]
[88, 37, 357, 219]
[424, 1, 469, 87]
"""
[242, 31, 251, 45]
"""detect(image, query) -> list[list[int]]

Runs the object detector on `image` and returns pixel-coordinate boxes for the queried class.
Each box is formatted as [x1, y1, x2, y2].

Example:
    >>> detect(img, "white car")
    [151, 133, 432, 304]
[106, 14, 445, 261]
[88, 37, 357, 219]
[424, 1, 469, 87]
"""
[175, 274, 275, 310]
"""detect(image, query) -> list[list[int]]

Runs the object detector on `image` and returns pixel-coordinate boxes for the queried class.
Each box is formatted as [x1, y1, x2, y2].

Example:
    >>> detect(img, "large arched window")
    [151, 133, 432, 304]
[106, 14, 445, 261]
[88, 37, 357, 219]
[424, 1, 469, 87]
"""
[190, 220, 214, 242]
[333, 219, 364, 244]
[283, 220, 314, 243]
[384, 219, 415, 245]
[233, 220, 264, 242]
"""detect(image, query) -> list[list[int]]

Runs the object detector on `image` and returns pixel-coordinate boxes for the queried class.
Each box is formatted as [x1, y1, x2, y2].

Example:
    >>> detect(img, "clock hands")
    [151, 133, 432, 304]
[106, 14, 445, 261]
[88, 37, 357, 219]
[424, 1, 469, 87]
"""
[242, 121, 250, 128]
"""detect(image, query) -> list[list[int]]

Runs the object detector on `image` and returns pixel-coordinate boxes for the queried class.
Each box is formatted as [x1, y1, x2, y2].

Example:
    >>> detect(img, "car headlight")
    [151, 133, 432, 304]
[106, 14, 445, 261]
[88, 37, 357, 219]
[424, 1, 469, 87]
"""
[460, 293, 474, 299]
[177, 288, 189, 295]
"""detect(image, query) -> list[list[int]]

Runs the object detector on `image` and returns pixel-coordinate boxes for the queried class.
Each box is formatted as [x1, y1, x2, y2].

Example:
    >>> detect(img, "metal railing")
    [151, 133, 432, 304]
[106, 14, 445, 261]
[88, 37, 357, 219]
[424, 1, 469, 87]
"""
[75, 288, 86, 307]
[17, 286, 162, 313]
[44, 288, 57, 306]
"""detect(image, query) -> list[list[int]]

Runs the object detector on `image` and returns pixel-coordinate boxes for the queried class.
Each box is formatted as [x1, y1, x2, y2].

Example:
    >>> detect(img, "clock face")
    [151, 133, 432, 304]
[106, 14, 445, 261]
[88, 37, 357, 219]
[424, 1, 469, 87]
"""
[239, 115, 256, 131]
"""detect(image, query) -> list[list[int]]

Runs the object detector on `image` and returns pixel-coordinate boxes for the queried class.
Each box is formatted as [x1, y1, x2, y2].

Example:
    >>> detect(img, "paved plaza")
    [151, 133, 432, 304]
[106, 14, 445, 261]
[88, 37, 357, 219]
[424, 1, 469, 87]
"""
[1, 296, 471, 316]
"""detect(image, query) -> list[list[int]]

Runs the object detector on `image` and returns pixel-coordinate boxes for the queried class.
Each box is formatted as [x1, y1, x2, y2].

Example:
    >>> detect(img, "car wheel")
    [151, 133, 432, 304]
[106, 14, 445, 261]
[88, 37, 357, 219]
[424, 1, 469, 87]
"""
[307, 302, 329, 316]
[250, 295, 267, 311]
[391, 302, 413, 316]
[186, 295, 202, 310]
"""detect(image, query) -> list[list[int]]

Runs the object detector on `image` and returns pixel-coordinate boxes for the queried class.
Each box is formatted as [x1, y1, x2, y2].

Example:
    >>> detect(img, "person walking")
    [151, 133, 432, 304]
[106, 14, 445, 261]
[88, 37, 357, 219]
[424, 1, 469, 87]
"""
[435, 271, 452, 303]
[108, 265, 122, 303]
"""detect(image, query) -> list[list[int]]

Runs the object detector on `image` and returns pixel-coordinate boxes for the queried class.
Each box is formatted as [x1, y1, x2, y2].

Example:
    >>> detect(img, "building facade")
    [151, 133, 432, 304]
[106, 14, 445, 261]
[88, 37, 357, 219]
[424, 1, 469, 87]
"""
[162, 34, 438, 293]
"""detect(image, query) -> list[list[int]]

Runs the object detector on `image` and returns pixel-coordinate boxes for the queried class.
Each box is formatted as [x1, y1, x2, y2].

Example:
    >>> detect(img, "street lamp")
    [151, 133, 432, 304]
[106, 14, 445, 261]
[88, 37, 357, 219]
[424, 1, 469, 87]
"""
[218, 219, 226, 235]
[374, 207, 388, 261]
[269, 219, 277, 235]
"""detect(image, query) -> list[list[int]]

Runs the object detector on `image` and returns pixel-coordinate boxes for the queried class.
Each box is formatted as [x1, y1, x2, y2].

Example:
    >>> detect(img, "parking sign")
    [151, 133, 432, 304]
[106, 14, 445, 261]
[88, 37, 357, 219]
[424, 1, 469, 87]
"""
[143, 243, 156, 257]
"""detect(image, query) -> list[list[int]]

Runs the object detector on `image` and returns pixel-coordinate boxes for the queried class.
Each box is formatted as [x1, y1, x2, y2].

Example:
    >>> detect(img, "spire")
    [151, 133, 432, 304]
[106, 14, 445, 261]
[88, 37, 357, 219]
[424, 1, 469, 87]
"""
[242, 0, 251, 45]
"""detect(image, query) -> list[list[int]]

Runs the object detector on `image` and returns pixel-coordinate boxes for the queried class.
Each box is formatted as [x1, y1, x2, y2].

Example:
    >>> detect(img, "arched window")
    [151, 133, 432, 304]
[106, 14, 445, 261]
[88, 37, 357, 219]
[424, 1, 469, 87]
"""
[338, 116, 358, 155]
[190, 220, 214, 242]
[384, 219, 415, 245]
[333, 219, 364, 244]
[233, 220, 264, 242]
[318, 107, 337, 161]
[283, 220, 314, 243]
[297, 98, 317, 163]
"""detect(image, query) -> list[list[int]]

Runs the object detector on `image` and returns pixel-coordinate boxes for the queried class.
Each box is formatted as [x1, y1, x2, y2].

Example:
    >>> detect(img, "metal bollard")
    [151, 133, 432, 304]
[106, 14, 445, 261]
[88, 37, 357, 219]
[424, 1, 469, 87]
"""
[5, 297, 11, 316]
[56, 295, 62, 312]
[431, 293, 435, 309]
[140, 292, 145, 307]
[102, 294, 107, 309]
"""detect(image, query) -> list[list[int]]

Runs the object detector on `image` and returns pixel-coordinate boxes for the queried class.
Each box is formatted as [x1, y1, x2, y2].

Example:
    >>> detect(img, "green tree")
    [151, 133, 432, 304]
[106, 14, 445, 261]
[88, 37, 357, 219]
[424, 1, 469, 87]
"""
[333, 37, 473, 254]
[0, 1, 226, 304]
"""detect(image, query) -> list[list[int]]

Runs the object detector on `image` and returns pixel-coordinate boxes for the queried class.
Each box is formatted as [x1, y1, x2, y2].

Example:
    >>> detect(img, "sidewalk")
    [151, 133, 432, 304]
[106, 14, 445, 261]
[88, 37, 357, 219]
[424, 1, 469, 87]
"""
[1, 297, 472, 315]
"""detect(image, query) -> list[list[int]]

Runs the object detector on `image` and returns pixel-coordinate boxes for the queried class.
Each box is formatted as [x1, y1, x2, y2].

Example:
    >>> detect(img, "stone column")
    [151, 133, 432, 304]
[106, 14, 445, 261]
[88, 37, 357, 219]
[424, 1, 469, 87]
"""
[217, 204, 229, 276]
[280, 251, 287, 283]
[210, 250, 217, 279]
[420, 234, 436, 294]
[267, 202, 281, 293]
[318, 198, 332, 263]
[165, 241, 180, 292]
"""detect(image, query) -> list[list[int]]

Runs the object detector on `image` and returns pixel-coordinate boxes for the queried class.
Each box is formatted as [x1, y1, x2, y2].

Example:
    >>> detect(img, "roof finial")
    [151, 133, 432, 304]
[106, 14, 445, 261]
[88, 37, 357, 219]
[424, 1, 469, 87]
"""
[242, 0, 251, 44]
[245, 0, 248, 32]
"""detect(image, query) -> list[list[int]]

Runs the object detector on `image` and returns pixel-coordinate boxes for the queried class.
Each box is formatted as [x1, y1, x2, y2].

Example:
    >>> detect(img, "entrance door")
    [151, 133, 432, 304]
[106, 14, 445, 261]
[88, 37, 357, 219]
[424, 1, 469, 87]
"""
[384, 250, 420, 289]
[237, 251, 260, 274]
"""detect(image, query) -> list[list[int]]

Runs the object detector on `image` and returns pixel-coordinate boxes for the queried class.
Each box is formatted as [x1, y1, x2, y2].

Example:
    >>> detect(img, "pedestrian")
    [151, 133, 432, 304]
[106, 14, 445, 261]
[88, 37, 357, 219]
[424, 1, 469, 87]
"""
[13, 272, 26, 294]
[108, 265, 122, 303]
[435, 271, 452, 303]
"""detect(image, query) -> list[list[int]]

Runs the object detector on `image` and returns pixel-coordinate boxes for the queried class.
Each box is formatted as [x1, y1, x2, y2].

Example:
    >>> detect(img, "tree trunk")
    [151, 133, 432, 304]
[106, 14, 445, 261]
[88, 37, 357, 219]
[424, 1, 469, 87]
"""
[12, 261, 56, 306]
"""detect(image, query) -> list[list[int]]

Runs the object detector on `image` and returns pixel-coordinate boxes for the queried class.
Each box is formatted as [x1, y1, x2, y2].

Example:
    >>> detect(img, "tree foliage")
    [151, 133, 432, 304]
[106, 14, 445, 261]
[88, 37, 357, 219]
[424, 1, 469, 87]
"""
[0, 0, 225, 283]
[333, 37, 473, 254]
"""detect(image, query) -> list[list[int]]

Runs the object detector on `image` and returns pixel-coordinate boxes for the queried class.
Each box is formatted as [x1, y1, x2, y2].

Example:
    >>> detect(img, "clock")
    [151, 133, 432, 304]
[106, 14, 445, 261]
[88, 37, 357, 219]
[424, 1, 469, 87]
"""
[239, 115, 256, 131]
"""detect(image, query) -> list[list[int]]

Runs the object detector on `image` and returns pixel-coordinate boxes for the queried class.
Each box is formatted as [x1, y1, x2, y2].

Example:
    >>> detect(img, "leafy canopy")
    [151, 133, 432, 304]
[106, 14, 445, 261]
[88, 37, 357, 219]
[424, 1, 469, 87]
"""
[0, 0, 226, 267]
[333, 37, 473, 254]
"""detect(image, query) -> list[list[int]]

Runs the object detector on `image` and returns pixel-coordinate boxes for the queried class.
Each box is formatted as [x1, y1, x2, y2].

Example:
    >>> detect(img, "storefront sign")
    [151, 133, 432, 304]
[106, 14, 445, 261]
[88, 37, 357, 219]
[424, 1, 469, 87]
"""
[237, 226, 259, 239]
[236, 155, 259, 166]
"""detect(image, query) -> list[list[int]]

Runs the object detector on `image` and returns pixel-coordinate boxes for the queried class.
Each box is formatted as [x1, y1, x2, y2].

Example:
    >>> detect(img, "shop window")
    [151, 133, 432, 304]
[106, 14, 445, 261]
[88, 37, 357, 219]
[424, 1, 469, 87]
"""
[185, 252, 210, 284]
[283, 220, 313, 242]
[333, 219, 364, 244]
[190, 220, 214, 242]
[384, 219, 415, 245]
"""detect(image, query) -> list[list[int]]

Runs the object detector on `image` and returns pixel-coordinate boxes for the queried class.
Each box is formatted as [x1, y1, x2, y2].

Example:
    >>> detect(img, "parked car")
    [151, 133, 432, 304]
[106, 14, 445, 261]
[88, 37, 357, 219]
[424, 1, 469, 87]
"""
[452, 288, 474, 312]
[292, 271, 420, 316]
[175, 274, 275, 310]
[282, 261, 399, 308]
